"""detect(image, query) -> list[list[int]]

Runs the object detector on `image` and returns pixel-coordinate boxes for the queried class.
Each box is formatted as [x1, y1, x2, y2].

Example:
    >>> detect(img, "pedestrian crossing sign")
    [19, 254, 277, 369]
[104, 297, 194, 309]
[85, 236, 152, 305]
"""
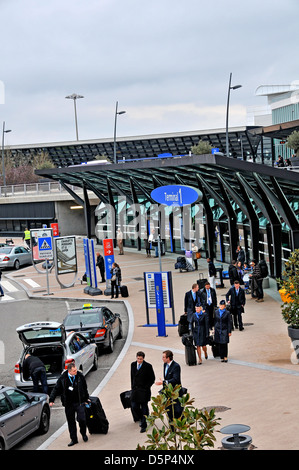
[38, 236, 53, 259]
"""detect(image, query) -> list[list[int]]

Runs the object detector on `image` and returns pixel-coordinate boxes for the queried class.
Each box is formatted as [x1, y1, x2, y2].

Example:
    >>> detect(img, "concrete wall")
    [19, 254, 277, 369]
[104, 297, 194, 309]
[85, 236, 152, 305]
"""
[54, 200, 98, 237]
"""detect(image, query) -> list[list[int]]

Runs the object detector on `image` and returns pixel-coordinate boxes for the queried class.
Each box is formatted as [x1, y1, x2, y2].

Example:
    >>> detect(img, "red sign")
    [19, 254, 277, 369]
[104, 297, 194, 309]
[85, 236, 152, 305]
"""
[103, 238, 114, 257]
[51, 223, 59, 237]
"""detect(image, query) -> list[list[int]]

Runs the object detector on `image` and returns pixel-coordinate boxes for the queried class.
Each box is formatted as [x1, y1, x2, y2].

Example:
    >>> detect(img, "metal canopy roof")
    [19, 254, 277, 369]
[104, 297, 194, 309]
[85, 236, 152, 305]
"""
[248, 119, 299, 140]
[11, 126, 260, 167]
[36, 153, 299, 202]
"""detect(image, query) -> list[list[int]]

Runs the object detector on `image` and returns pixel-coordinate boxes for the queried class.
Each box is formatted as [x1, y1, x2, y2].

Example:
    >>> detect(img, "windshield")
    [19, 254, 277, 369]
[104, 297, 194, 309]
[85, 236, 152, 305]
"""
[0, 247, 12, 254]
[64, 312, 102, 327]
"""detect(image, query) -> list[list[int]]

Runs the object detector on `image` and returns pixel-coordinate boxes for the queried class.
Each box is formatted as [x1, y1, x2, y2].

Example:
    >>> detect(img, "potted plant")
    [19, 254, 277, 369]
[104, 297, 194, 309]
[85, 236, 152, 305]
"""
[278, 249, 299, 359]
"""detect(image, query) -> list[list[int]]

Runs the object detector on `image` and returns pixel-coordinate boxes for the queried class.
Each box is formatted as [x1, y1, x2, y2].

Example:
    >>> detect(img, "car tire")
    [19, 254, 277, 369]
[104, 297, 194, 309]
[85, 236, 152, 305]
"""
[38, 406, 50, 434]
[14, 259, 20, 270]
[106, 333, 114, 353]
[117, 321, 123, 339]
[92, 352, 98, 371]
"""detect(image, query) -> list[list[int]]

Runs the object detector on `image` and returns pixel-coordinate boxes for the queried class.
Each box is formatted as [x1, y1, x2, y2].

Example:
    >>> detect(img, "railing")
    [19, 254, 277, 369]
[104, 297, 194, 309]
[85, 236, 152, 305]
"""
[0, 182, 83, 198]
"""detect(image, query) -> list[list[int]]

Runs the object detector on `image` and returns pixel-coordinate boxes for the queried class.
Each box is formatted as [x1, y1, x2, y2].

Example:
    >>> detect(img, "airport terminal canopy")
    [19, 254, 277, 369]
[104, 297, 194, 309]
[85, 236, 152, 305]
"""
[36, 152, 299, 281]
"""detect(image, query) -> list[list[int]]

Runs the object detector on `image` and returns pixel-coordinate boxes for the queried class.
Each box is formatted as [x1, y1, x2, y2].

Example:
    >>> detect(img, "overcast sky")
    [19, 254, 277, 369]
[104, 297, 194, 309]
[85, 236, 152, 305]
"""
[0, 0, 298, 146]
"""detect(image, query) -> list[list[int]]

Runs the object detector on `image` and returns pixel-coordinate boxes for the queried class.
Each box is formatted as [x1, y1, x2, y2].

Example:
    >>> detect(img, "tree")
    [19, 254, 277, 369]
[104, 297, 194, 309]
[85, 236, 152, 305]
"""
[137, 384, 220, 450]
[287, 130, 299, 156]
[191, 140, 212, 155]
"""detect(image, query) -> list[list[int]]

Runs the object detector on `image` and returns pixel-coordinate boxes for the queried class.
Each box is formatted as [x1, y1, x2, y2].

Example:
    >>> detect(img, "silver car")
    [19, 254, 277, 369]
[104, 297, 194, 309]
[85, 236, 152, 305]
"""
[0, 245, 32, 270]
[14, 321, 98, 391]
[0, 385, 50, 450]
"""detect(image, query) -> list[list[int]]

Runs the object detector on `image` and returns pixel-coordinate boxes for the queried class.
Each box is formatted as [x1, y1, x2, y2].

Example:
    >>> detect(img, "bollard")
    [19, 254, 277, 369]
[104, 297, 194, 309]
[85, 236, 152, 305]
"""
[220, 424, 252, 450]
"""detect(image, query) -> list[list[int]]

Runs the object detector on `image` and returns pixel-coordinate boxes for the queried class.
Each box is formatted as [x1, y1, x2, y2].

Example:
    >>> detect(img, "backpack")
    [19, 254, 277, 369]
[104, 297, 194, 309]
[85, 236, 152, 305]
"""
[258, 259, 268, 278]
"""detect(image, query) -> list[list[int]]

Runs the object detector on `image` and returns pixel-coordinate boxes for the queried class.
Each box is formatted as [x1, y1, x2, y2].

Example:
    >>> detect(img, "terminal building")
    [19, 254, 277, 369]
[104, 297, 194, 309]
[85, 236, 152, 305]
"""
[1, 83, 299, 280]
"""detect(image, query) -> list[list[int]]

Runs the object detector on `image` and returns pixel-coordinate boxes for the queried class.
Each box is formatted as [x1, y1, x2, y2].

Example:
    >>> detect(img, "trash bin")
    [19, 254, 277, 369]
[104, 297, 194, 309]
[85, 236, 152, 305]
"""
[220, 424, 252, 450]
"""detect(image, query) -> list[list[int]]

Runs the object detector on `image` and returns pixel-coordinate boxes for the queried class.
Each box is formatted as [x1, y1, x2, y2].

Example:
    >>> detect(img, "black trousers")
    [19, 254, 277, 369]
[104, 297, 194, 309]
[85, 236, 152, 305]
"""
[219, 343, 228, 359]
[231, 307, 243, 329]
[131, 401, 149, 430]
[32, 367, 48, 394]
[111, 280, 119, 298]
[65, 402, 87, 442]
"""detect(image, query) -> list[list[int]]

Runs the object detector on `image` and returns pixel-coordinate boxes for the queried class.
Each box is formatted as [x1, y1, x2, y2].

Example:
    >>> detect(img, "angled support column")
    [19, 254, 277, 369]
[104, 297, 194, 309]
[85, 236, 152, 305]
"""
[216, 174, 239, 261]
[196, 175, 217, 260]
[129, 177, 141, 251]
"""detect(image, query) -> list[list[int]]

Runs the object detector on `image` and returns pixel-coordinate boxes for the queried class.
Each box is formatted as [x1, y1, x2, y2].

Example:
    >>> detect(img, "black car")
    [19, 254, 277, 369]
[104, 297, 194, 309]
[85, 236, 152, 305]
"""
[63, 304, 123, 353]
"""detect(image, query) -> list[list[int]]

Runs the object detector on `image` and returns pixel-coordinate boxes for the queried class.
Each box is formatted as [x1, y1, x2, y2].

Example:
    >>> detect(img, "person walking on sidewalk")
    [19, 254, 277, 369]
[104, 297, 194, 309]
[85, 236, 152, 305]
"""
[249, 259, 264, 302]
[199, 281, 217, 330]
[191, 305, 209, 364]
[226, 280, 246, 331]
[130, 351, 155, 433]
[110, 262, 121, 299]
[96, 251, 106, 283]
[49, 362, 90, 447]
[117, 228, 124, 255]
[214, 300, 232, 362]
[207, 258, 216, 290]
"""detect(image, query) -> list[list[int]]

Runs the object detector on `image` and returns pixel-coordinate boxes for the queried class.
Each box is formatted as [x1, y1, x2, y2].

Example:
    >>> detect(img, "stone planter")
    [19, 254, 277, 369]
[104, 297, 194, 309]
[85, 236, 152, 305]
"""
[287, 326, 299, 361]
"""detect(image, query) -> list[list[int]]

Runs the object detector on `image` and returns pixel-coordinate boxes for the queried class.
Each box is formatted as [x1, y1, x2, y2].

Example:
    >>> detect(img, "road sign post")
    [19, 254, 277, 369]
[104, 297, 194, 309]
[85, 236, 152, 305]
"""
[103, 238, 115, 296]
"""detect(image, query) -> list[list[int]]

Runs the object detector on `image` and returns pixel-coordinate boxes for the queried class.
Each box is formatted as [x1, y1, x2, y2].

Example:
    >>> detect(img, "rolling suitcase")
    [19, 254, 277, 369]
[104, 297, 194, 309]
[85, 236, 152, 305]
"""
[85, 396, 109, 434]
[197, 273, 208, 290]
[120, 390, 132, 409]
[178, 314, 189, 337]
[181, 333, 197, 366]
[120, 285, 129, 297]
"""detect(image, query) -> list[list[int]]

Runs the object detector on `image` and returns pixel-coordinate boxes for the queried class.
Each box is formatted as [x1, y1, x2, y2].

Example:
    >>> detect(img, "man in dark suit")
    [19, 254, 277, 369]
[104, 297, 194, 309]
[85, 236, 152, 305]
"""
[226, 280, 246, 331]
[155, 350, 183, 420]
[130, 351, 155, 433]
[228, 260, 239, 286]
[184, 283, 201, 324]
[199, 281, 217, 330]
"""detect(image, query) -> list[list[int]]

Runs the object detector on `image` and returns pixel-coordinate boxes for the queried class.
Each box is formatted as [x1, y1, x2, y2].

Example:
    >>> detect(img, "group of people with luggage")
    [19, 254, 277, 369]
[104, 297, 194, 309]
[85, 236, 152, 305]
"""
[183, 276, 247, 364]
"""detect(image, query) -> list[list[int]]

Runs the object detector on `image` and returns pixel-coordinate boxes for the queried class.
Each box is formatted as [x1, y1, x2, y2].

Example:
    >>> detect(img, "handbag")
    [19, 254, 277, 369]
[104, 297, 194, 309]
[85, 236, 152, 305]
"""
[196, 252, 201, 259]
[111, 274, 116, 281]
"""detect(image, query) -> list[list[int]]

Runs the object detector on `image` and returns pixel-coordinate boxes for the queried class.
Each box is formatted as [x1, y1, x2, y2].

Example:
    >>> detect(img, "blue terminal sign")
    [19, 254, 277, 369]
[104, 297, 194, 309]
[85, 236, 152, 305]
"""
[151, 185, 202, 207]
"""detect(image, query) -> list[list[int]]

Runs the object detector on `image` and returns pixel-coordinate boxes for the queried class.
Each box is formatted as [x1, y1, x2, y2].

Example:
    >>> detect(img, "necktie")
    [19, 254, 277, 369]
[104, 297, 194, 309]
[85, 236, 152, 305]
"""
[137, 363, 141, 370]
[207, 290, 211, 305]
[165, 364, 169, 376]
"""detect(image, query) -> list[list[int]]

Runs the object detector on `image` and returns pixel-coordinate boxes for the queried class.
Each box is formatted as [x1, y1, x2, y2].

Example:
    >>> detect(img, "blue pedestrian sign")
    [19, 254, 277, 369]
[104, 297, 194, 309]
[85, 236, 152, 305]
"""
[37, 232, 53, 260]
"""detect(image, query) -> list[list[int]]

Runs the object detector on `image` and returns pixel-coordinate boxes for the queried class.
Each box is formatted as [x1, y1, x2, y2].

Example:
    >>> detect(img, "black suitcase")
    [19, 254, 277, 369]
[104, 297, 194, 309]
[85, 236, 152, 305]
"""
[182, 334, 197, 366]
[120, 285, 129, 297]
[120, 390, 132, 409]
[85, 396, 109, 434]
[178, 314, 189, 337]
[197, 273, 208, 290]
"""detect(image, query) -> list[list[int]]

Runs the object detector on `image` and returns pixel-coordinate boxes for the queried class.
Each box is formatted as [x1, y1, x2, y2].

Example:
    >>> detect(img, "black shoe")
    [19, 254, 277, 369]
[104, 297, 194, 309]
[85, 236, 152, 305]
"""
[239, 327, 244, 331]
[68, 440, 78, 447]
[83, 435, 88, 442]
[140, 428, 146, 433]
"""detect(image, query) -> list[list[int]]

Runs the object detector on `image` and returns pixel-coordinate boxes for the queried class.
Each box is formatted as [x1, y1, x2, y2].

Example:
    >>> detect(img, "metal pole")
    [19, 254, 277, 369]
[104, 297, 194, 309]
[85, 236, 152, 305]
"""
[113, 101, 118, 164]
[73, 98, 79, 141]
[226, 73, 232, 158]
[1, 122, 5, 190]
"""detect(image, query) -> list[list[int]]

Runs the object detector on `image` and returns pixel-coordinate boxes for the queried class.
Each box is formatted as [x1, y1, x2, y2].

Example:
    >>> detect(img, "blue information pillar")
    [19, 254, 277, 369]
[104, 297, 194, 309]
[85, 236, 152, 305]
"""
[154, 272, 167, 337]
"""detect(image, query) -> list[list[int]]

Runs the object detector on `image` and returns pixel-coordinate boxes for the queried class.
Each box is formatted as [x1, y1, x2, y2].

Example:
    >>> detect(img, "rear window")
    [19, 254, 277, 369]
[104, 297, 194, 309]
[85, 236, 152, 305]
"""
[21, 327, 63, 343]
[0, 247, 12, 254]
[65, 312, 102, 327]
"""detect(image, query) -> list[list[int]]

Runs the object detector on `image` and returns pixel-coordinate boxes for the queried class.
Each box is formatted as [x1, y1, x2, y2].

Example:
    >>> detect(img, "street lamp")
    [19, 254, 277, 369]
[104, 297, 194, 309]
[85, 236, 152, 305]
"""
[65, 93, 84, 141]
[113, 101, 126, 164]
[2, 121, 12, 194]
[225, 73, 242, 158]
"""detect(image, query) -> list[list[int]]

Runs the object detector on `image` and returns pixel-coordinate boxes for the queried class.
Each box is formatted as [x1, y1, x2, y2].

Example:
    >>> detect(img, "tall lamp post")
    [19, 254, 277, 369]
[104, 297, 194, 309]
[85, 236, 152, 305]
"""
[225, 73, 242, 158]
[113, 101, 126, 164]
[2, 121, 12, 194]
[65, 93, 84, 141]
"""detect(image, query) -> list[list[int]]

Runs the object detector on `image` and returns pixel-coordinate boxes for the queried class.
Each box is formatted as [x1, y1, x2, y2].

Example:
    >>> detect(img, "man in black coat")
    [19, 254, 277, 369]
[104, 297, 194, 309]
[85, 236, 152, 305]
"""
[226, 280, 246, 331]
[155, 350, 183, 420]
[228, 260, 239, 286]
[23, 353, 48, 394]
[96, 252, 106, 283]
[199, 281, 217, 329]
[184, 283, 201, 324]
[50, 362, 90, 447]
[130, 351, 155, 433]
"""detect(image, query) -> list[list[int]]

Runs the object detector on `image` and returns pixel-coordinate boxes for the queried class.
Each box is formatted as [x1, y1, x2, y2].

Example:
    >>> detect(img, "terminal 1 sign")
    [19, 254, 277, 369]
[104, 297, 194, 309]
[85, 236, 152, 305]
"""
[151, 185, 202, 207]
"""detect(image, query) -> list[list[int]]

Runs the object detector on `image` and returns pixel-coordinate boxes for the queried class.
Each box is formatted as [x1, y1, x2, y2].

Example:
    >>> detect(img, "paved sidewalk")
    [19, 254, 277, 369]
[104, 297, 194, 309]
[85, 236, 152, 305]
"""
[5, 238, 299, 450]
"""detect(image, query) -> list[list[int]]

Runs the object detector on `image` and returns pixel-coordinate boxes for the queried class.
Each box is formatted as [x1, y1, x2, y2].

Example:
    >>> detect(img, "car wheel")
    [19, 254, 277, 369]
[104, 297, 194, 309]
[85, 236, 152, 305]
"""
[14, 259, 20, 270]
[106, 333, 114, 353]
[92, 352, 98, 371]
[38, 406, 50, 434]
